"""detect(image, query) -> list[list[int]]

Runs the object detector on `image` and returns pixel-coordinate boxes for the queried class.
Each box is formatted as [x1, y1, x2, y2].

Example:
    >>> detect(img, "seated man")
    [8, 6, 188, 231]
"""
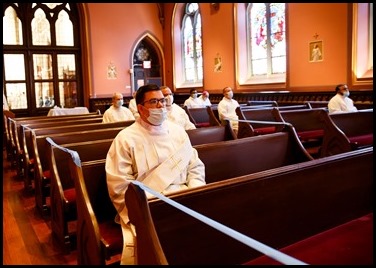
[160, 85, 196, 130]
[102, 92, 135, 123]
[184, 88, 206, 108]
[328, 84, 358, 114]
[128, 91, 140, 119]
[217, 86, 240, 135]
[199, 90, 212, 107]
[105, 84, 206, 265]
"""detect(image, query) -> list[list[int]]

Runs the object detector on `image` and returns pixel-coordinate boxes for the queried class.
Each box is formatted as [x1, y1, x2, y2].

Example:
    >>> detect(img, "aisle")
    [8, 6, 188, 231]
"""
[2, 148, 77, 265]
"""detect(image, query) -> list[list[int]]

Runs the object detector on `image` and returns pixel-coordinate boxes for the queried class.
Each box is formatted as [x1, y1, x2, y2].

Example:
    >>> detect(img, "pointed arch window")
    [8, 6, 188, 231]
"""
[3, 3, 83, 115]
[182, 3, 203, 84]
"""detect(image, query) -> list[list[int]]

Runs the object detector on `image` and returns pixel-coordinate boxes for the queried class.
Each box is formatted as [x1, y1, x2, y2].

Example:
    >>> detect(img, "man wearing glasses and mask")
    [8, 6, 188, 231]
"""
[105, 84, 206, 265]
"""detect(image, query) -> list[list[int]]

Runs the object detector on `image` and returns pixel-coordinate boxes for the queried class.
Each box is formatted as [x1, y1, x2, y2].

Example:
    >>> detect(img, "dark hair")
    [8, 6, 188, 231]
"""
[189, 88, 197, 94]
[335, 84, 346, 92]
[135, 84, 160, 105]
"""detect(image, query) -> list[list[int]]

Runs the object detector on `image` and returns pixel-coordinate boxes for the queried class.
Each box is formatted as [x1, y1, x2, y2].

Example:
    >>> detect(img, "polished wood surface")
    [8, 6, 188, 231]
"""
[2, 148, 77, 265]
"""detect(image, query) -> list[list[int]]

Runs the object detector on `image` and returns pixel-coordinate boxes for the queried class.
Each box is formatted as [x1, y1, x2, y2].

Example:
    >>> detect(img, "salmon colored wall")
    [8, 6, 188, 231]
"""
[201, 3, 235, 92]
[288, 3, 348, 90]
[86, 3, 163, 98]
[86, 3, 371, 97]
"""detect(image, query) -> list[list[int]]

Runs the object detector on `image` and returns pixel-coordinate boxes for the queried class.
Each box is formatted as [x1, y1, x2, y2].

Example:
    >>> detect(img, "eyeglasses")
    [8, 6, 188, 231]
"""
[141, 98, 166, 106]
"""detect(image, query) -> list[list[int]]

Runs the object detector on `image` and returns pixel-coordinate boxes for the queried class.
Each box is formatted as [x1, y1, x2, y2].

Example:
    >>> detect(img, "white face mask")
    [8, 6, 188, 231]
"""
[165, 94, 174, 106]
[147, 107, 167, 125]
[115, 100, 123, 107]
[226, 91, 233, 99]
[343, 91, 350, 97]
[191, 93, 198, 99]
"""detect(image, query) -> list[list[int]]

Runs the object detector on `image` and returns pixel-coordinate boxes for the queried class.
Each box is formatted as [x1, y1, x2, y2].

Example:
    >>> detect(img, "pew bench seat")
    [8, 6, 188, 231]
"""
[195, 122, 211, 127]
[348, 133, 373, 149]
[253, 126, 276, 135]
[297, 129, 324, 140]
[245, 213, 373, 265]
[98, 221, 123, 260]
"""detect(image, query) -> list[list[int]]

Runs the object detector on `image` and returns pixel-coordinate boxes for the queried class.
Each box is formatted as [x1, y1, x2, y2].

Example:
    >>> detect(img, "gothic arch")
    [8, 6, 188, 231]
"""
[131, 32, 165, 92]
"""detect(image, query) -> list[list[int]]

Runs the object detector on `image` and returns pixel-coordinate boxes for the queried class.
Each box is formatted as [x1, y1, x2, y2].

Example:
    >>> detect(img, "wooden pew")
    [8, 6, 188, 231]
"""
[3, 110, 15, 161]
[186, 124, 236, 146]
[305, 100, 372, 110]
[184, 106, 221, 128]
[29, 120, 134, 216]
[272, 108, 332, 158]
[8, 113, 102, 172]
[320, 109, 373, 157]
[69, 158, 122, 265]
[46, 138, 115, 254]
[236, 107, 283, 136]
[64, 122, 310, 264]
[125, 146, 373, 264]
[14, 116, 103, 179]
[236, 104, 312, 136]
[193, 123, 313, 184]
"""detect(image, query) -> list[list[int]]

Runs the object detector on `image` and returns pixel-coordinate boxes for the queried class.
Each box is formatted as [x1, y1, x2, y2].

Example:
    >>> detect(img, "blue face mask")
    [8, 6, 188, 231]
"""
[147, 107, 167, 125]
[115, 100, 123, 107]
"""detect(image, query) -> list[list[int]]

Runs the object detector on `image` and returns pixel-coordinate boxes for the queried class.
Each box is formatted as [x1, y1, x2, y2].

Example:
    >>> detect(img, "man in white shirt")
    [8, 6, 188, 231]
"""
[160, 85, 196, 130]
[199, 90, 212, 107]
[184, 88, 206, 108]
[328, 84, 358, 114]
[128, 91, 140, 119]
[217, 86, 240, 135]
[105, 84, 206, 265]
[102, 92, 135, 123]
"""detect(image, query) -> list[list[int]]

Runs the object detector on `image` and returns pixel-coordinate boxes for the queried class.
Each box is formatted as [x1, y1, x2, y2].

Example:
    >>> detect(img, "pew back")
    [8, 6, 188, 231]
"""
[272, 108, 330, 157]
[30, 120, 134, 215]
[330, 109, 373, 145]
[69, 158, 122, 265]
[194, 124, 313, 184]
[184, 106, 221, 128]
[186, 124, 236, 146]
[126, 147, 373, 264]
[320, 109, 373, 157]
[47, 138, 115, 253]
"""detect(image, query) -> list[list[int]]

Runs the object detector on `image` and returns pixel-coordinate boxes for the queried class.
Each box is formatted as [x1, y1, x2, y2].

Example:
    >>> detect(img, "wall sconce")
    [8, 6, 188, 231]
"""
[211, 3, 220, 11]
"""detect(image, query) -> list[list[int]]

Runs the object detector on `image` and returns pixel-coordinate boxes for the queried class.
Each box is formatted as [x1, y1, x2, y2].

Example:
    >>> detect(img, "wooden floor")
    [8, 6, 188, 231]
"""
[2, 148, 78, 265]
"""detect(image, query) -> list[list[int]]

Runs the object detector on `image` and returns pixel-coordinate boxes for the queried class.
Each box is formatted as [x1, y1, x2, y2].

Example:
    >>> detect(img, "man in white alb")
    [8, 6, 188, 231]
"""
[160, 85, 196, 130]
[199, 90, 212, 107]
[217, 86, 240, 135]
[102, 92, 135, 123]
[328, 84, 358, 114]
[128, 91, 140, 119]
[184, 88, 206, 108]
[105, 84, 206, 264]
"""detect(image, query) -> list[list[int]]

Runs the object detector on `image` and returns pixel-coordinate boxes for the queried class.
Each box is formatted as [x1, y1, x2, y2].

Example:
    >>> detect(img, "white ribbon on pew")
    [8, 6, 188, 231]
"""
[45, 137, 82, 167]
[132, 180, 308, 265]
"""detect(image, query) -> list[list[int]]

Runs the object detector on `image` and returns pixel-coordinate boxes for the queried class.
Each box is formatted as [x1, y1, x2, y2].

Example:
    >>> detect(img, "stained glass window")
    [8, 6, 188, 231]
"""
[183, 3, 203, 83]
[248, 3, 286, 78]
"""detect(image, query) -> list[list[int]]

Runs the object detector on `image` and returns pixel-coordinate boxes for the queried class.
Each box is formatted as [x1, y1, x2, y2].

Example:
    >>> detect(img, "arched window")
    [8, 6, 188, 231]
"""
[235, 3, 286, 88]
[182, 3, 203, 85]
[351, 3, 373, 86]
[3, 3, 83, 116]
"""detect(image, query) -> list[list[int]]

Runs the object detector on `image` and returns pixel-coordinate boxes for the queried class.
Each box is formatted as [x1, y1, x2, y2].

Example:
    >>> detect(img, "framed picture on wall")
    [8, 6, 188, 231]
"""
[309, 40, 323, 62]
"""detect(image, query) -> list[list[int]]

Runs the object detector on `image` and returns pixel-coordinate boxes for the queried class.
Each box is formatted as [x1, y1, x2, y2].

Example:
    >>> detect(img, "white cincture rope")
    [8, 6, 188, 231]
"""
[131, 181, 308, 265]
